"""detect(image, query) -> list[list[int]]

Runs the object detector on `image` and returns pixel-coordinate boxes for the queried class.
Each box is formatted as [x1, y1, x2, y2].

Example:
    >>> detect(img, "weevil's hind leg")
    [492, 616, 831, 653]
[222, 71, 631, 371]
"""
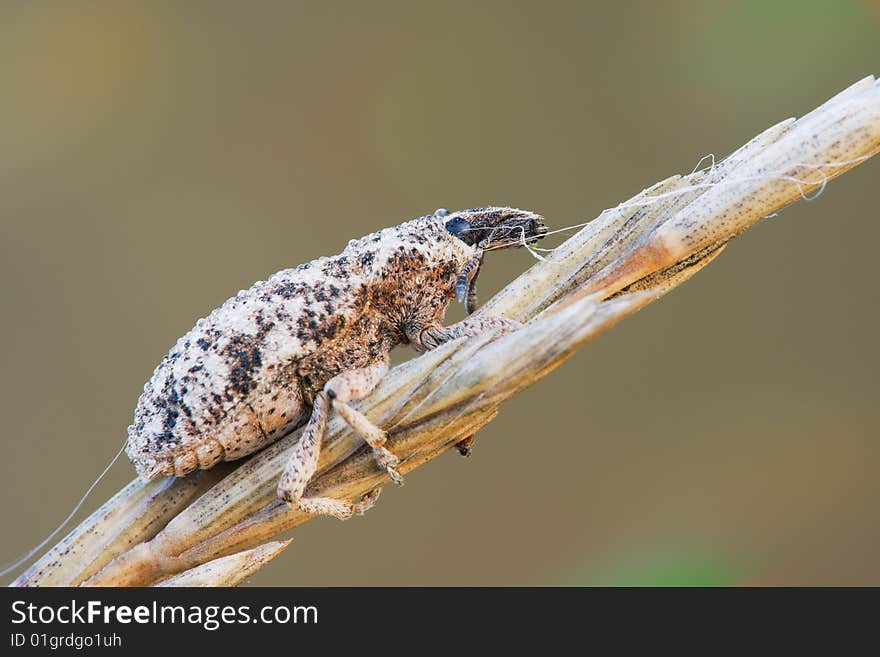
[277, 391, 355, 519]
[325, 359, 403, 485]
[277, 358, 396, 520]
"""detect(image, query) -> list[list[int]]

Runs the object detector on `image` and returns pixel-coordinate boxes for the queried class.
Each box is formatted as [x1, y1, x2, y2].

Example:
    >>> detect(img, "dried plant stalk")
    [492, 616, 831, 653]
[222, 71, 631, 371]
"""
[10, 76, 880, 587]
[155, 541, 291, 587]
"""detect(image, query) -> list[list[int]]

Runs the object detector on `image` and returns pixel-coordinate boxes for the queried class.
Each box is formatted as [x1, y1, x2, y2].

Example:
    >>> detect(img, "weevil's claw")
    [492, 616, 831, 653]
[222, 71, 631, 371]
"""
[387, 466, 404, 486]
[373, 446, 404, 486]
[353, 488, 382, 516]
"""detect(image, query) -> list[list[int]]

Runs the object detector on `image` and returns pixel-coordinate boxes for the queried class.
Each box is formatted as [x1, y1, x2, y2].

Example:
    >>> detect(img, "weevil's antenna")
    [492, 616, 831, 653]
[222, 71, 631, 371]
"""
[0, 440, 128, 578]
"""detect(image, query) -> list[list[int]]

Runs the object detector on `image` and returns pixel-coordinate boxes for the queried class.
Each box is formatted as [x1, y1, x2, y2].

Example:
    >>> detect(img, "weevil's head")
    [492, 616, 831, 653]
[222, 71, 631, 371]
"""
[439, 207, 547, 251]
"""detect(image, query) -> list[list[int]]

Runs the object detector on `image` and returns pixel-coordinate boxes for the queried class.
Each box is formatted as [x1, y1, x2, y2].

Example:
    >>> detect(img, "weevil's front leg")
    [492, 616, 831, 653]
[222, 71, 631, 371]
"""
[455, 248, 484, 315]
[406, 315, 522, 459]
[408, 314, 522, 352]
[277, 359, 395, 519]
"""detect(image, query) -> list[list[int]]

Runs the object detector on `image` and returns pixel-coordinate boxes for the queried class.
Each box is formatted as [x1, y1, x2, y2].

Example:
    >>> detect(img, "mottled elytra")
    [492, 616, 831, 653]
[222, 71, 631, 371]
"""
[126, 207, 546, 519]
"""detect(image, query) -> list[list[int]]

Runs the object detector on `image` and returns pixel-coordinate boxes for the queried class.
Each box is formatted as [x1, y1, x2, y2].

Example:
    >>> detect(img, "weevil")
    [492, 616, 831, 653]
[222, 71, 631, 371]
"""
[126, 207, 547, 519]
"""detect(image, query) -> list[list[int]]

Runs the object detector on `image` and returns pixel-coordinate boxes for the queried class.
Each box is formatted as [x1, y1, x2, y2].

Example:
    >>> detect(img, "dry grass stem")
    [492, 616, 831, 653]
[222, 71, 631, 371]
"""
[154, 541, 292, 587]
[10, 76, 880, 587]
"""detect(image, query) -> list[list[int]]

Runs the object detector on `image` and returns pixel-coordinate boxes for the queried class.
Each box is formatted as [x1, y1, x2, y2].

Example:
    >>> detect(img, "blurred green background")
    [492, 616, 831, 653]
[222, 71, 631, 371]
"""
[1, 0, 878, 586]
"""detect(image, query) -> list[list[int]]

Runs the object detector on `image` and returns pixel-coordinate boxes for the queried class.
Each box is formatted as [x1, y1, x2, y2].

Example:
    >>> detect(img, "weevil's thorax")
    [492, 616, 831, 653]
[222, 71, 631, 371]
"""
[286, 214, 473, 401]
[346, 214, 475, 340]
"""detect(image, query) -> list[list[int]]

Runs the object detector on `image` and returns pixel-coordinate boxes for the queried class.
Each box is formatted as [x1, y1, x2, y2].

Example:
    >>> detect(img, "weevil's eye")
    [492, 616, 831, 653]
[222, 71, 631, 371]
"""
[445, 217, 471, 241]
[434, 208, 449, 217]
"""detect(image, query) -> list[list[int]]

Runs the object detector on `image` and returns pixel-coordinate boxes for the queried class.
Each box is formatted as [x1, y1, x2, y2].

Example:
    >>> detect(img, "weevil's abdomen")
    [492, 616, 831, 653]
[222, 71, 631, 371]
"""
[125, 264, 346, 480]
[126, 349, 307, 480]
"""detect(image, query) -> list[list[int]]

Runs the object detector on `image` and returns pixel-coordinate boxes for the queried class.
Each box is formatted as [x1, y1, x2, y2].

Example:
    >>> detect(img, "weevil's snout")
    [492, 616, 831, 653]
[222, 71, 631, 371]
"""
[444, 206, 547, 250]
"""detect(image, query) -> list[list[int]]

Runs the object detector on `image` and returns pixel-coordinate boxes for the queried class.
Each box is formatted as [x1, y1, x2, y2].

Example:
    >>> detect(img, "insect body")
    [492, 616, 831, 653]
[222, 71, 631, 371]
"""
[126, 207, 546, 518]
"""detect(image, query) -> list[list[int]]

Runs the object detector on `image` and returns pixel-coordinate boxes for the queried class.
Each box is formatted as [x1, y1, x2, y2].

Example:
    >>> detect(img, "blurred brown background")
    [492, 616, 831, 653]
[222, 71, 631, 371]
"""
[1, 1, 878, 586]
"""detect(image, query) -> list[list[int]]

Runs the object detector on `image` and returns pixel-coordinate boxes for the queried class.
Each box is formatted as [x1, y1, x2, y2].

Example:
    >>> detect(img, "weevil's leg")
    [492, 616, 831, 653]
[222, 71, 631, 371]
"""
[455, 248, 484, 315]
[407, 316, 518, 461]
[325, 359, 404, 485]
[277, 391, 355, 519]
[408, 314, 522, 352]
[407, 316, 519, 459]
[353, 487, 382, 516]
[465, 275, 480, 316]
[463, 259, 484, 316]
[455, 434, 476, 457]
[278, 359, 394, 518]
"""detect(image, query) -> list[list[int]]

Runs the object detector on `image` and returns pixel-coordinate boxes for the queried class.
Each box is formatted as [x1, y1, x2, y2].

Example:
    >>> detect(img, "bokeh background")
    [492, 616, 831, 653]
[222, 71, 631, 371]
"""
[1, 0, 878, 586]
